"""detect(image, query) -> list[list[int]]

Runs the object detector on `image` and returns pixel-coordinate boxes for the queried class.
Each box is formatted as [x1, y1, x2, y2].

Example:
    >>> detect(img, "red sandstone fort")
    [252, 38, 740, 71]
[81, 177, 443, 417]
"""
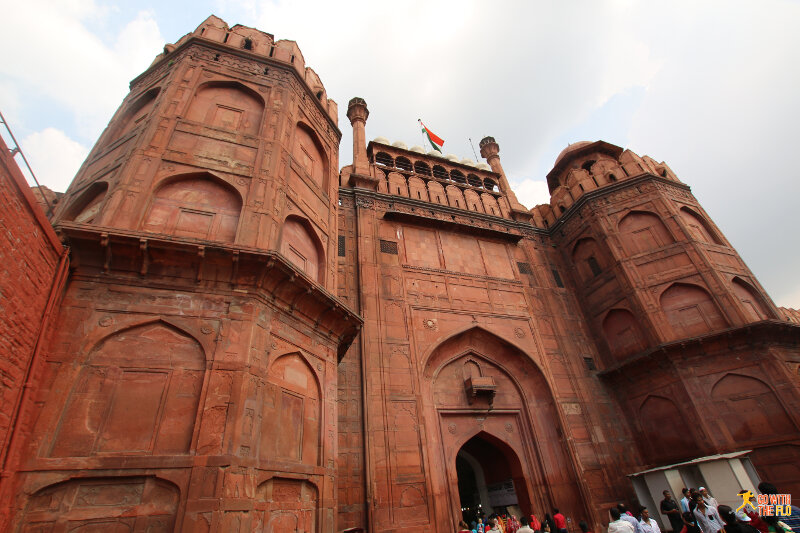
[0, 15, 798, 533]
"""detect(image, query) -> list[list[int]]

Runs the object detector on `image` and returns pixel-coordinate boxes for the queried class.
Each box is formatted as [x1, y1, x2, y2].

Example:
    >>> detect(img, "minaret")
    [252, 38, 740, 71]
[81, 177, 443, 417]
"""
[479, 136, 532, 221]
[346, 97, 379, 189]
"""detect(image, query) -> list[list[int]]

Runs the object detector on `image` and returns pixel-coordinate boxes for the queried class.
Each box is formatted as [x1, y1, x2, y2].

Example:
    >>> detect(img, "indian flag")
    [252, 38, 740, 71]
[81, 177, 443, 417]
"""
[419, 120, 444, 153]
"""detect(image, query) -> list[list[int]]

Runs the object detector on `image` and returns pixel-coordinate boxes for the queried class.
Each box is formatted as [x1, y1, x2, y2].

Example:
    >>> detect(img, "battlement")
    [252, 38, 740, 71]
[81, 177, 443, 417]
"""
[143, 15, 337, 124]
[366, 139, 512, 219]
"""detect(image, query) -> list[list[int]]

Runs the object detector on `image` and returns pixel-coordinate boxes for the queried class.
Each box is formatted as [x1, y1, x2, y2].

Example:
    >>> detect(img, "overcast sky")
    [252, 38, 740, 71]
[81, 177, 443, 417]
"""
[1, 0, 798, 308]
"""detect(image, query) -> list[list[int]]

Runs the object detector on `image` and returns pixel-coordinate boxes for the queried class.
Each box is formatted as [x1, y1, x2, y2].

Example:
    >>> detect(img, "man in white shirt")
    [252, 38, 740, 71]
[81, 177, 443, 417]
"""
[518, 516, 535, 533]
[692, 493, 723, 533]
[699, 488, 719, 510]
[609, 508, 635, 533]
[639, 508, 662, 533]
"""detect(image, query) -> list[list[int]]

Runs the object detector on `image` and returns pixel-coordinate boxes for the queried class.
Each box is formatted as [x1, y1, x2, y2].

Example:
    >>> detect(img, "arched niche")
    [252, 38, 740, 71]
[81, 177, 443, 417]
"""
[262, 353, 321, 466]
[428, 181, 446, 204]
[711, 374, 798, 443]
[424, 327, 584, 519]
[481, 193, 501, 217]
[63, 181, 108, 223]
[660, 283, 728, 339]
[256, 478, 318, 533]
[571, 237, 604, 283]
[186, 81, 264, 136]
[602, 309, 647, 361]
[293, 121, 328, 189]
[464, 189, 484, 213]
[388, 171, 409, 197]
[105, 87, 160, 145]
[408, 176, 429, 201]
[732, 277, 771, 321]
[49, 322, 204, 457]
[618, 210, 674, 255]
[445, 185, 465, 209]
[639, 396, 699, 462]
[19, 476, 179, 532]
[679, 206, 722, 244]
[279, 215, 325, 283]
[142, 173, 242, 242]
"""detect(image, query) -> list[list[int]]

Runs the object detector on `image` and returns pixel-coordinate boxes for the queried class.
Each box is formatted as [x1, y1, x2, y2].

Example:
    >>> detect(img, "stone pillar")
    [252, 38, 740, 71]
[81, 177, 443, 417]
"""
[347, 97, 371, 177]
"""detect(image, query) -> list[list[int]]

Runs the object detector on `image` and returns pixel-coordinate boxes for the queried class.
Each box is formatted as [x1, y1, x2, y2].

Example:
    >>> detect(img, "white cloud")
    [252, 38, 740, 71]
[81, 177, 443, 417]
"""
[510, 179, 550, 210]
[19, 128, 89, 192]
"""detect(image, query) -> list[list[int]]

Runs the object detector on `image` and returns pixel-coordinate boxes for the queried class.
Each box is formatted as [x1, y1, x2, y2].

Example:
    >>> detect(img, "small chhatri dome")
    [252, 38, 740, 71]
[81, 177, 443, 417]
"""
[373, 136, 390, 145]
[460, 158, 476, 167]
[476, 162, 491, 171]
[428, 150, 443, 157]
[392, 140, 408, 149]
[409, 145, 425, 154]
[554, 141, 593, 167]
[445, 154, 459, 162]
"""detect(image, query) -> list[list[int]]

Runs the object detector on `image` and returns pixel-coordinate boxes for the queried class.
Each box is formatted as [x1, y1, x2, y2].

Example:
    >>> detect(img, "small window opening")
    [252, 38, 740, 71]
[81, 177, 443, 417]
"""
[517, 262, 533, 275]
[579, 184, 584, 192]
[592, 176, 599, 187]
[491, 207, 496, 215]
[223, 33, 229, 43]
[243, 38, 253, 50]
[583, 357, 597, 371]
[338, 235, 346, 257]
[316, 91, 323, 100]
[581, 160, 595, 172]
[588, 256, 602, 277]
[608, 173, 617, 182]
[417, 191, 421, 199]
[290, 55, 295, 63]
[661, 168, 668, 177]
[379, 240, 398, 254]
[200, 27, 205, 35]
[544, 219, 549, 228]
[551, 269, 564, 288]
[559, 205, 566, 214]
[269, 46, 274, 57]
[455, 200, 459, 208]
[263, 67, 269, 75]
[397, 187, 401, 195]
[214, 54, 220, 61]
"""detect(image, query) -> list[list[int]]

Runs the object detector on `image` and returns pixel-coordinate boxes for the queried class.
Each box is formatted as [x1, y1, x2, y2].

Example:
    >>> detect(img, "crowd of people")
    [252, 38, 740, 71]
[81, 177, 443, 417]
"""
[608, 482, 800, 533]
[459, 508, 592, 533]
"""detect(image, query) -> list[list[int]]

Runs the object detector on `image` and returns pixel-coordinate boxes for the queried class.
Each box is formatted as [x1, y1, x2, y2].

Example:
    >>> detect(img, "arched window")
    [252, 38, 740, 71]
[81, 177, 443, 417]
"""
[467, 174, 482, 188]
[143, 174, 242, 242]
[396, 156, 413, 172]
[451, 170, 467, 184]
[608, 173, 617, 182]
[732, 277, 771, 321]
[280, 216, 325, 283]
[293, 122, 328, 188]
[711, 374, 797, 442]
[186, 81, 264, 136]
[263, 354, 321, 465]
[414, 161, 431, 176]
[618, 210, 674, 255]
[581, 160, 595, 173]
[375, 152, 394, 167]
[484, 178, 497, 191]
[571, 237, 604, 283]
[679, 207, 722, 244]
[63, 181, 108, 224]
[49, 322, 205, 457]
[432, 165, 449, 180]
[587, 256, 602, 276]
[602, 309, 647, 360]
[660, 283, 728, 339]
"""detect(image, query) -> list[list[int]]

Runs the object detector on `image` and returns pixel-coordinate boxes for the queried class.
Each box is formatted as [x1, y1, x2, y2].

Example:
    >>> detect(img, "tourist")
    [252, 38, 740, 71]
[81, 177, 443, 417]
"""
[508, 515, 521, 533]
[680, 512, 702, 533]
[699, 488, 719, 510]
[609, 508, 635, 533]
[716, 505, 758, 533]
[689, 491, 702, 513]
[531, 513, 542, 533]
[681, 490, 692, 514]
[692, 493, 723, 533]
[488, 518, 502, 533]
[662, 490, 685, 533]
[554, 509, 569, 533]
[478, 518, 486, 533]
[545, 514, 557, 533]
[461, 521, 475, 533]
[580, 520, 593, 533]
[619, 504, 643, 533]
[640, 507, 662, 533]
[518, 516, 535, 533]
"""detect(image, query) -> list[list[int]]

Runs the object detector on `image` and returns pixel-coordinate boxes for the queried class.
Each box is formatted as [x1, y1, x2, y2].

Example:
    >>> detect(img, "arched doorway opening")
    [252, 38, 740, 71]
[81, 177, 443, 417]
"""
[456, 432, 528, 523]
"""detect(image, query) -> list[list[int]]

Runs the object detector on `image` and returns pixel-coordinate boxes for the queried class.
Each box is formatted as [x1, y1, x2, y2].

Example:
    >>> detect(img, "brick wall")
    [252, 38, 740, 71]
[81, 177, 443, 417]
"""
[0, 135, 65, 466]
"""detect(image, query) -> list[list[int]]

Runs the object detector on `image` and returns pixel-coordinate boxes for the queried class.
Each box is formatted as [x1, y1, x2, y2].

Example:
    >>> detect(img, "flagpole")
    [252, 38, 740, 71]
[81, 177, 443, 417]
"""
[418, 119, 428, 151]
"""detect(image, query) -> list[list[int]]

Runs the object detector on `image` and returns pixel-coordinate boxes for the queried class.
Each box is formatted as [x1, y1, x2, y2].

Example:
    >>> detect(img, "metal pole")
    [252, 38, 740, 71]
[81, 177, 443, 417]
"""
[0, 109, 54, 217]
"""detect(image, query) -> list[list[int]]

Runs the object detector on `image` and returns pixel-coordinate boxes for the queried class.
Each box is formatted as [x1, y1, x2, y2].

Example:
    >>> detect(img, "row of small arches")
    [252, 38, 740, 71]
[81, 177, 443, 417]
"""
[63, 172, 326, 283]
[377, 172, 508, 217]
[374, 152, 498, 191]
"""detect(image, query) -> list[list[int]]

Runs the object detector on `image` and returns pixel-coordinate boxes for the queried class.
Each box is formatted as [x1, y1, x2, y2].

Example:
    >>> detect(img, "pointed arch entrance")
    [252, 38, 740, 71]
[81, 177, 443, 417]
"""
[456, 432, 529, 520]
[421, 326, 586, 530]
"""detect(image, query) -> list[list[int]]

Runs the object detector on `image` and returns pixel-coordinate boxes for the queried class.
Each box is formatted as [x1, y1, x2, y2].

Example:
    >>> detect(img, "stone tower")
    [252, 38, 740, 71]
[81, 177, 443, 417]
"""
[535, 141, 800, 491]
[0, 16, 359, 532]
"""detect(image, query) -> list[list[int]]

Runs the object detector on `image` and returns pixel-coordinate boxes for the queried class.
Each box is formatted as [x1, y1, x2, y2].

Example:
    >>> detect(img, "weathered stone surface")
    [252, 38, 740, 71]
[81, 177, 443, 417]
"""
[0, 14, 798, 533]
